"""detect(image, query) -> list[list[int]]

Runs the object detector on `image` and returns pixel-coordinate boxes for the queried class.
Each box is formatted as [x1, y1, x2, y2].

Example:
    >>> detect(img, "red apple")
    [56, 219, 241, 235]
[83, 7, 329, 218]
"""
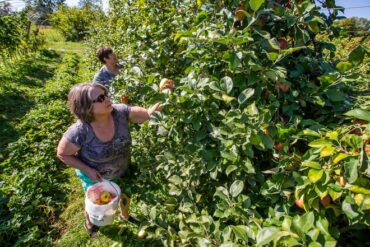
[320, 195, 331, 208]
[159, 78, 174, 92]
[349, 128, 362, 136]
[276, 82, 289, 92]
[120, 95, 129, 104]
[274, 143, 284, 151]
[295, 195, 304, 209]
[278, 38, 288, 49]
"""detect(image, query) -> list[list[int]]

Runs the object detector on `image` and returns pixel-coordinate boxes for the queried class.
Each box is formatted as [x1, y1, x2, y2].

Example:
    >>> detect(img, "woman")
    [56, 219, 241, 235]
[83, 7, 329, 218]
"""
[57, 82, 161, 237]
[93, 47, 121, 87]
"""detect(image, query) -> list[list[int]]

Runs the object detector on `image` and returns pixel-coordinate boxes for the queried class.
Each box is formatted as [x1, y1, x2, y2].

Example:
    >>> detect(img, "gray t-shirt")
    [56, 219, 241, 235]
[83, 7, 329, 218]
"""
[92, 65, 122, 86]
[63, 104, 131, 179]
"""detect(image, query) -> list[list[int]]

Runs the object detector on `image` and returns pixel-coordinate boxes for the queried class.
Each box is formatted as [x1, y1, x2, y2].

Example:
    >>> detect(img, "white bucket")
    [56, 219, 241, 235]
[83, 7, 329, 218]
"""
[85, 180, 121, 226]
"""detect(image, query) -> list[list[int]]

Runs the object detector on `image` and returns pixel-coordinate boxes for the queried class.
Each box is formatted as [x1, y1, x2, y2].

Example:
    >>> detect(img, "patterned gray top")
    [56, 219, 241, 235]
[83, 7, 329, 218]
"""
[92, 64, 122, 86]
[63, 104, 131, 179]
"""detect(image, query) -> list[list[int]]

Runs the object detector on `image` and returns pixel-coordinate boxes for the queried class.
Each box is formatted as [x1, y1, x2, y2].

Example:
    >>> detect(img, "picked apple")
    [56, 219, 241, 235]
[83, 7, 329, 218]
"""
[159, 78, 174, 92]
[100, 191, 112, 204]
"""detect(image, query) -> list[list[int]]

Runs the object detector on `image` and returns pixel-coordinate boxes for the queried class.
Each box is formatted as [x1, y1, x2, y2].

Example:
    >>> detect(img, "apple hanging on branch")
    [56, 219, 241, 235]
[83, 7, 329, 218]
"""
[276, 82, 289, 93]
[278, 38, 288, 50]
[159, 78, 174, 93]
[295, 194, 304, 209]
[120, 95, 129, 104]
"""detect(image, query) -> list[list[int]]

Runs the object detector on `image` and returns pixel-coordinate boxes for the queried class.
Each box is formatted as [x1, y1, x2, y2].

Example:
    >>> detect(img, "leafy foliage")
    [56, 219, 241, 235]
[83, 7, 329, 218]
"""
[85, 0, 370, 245]
[0, 53, 79, 246]
[0, 11, 44, 59]
[48, 5, 105, 41]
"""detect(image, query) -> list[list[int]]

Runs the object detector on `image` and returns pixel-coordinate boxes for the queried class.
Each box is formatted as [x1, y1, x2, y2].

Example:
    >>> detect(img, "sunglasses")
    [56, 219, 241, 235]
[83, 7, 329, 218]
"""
[92, 93, 109, 103]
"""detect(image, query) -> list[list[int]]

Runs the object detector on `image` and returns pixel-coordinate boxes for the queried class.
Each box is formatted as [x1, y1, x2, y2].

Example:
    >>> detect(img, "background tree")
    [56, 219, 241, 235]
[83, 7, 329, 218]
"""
[335, 17, 370, 38]
[25, 0, 65, 24]
[0, 1, 12, 16]
[48, 4, 105, 41]
[78, 0, 102, 9]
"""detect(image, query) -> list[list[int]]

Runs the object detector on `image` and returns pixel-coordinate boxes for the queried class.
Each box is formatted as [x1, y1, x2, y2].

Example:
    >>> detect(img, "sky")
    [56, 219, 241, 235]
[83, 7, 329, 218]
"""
[7, 0, 370, 19]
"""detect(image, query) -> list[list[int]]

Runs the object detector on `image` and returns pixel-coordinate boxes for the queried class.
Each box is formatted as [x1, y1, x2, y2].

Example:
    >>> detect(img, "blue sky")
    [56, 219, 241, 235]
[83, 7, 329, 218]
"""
[8, 0, 370, 19]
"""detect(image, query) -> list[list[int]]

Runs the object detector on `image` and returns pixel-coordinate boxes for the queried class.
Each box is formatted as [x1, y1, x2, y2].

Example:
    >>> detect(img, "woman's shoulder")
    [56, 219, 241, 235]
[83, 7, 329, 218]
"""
[112, 104, 131, 120]
[65, 120, 90, 136]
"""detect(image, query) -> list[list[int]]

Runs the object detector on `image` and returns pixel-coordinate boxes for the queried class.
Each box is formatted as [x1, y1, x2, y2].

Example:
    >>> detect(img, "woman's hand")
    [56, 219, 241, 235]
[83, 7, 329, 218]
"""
[85, 167, 103, 182]
[129, 102, 163, 124]
[148, 102, 162, 115]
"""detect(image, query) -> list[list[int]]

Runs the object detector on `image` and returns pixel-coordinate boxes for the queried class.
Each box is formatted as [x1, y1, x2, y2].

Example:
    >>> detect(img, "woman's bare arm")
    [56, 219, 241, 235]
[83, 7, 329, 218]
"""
[56, 137, 102, 181]
[129, 102, 161, 124]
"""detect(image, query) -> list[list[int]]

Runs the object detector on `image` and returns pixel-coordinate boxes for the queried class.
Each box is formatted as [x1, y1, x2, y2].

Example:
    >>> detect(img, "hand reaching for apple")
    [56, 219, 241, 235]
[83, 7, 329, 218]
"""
[85, 168, 103, 182]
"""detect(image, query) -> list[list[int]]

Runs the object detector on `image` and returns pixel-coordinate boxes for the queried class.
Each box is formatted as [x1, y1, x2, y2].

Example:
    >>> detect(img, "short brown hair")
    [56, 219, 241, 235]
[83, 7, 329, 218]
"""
[97, 47, 114, 64]
[67, 82, 108, 123]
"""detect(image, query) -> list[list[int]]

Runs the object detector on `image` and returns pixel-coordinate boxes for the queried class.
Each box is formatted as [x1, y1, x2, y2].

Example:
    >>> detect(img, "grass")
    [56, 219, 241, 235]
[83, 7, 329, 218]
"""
[39, 27, 88, 58]
[0, 49, 61, 161]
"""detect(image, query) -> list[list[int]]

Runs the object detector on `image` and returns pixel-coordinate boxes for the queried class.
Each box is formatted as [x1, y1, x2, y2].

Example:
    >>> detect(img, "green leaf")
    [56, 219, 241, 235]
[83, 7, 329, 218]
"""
[229, 53, 241, 70]
[221, 151, 237, 162]
[225, 165, 238, 176]
[256, 227, 279, 246]
[342, 196, 359, 219]
[268, 38, 280, 50]
[349, 45, 365, 66]
[344, 109, 370, 122]
[308, 139, 333, 148]
[333, 153, 348, 165]
[320, 146, 336, 157]
[348, 185, 370, 195]
[316, 216, 331, 237]
[336, 61, 353, 73]
[344, 159, 358, 184]
[238, 88, 255, 104]
[307, 229, 320, 242]
[260, 133, 273, 150]
[328, 188, 342, 201]
[308, 169, 324, 183]
[249, 0, 265, 12]
[326, 89, 345, 102]
[232, 225, 249, 243]
[267, 52, 279, 61]
[149, 207, 156, 220]
[293, 212, 315, 233]
[308, 242, 322, 247]
[299, 129, 321, 137]
[302, 161, 321, 170]
[168, 175, 182, 185]
[221, 76, 233, 94]
[230, 180, 244, 197]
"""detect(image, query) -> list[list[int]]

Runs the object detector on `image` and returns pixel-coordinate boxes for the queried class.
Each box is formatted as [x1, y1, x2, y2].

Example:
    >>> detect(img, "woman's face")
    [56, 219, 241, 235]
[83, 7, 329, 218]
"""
[90, 87, 113, 116]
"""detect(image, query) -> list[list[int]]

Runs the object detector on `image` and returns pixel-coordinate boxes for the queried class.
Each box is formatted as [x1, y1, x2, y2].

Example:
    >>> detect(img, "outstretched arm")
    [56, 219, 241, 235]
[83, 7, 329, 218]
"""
[129, 103, 161, 124]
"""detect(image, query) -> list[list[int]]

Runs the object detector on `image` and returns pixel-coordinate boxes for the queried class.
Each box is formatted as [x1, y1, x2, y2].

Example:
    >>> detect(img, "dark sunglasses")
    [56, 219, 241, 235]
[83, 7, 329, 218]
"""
[92, 93, 109, 103]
